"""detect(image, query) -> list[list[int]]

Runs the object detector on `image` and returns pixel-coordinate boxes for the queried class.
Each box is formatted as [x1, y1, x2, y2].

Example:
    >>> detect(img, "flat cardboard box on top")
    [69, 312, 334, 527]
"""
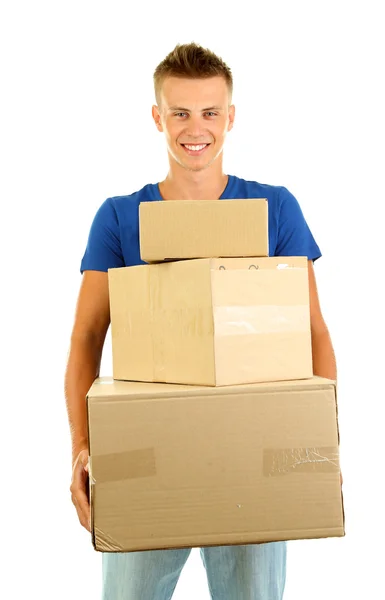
[108, 256, 313, 386]
[87, 376, 344, 553]
[139, 199, 269, 262]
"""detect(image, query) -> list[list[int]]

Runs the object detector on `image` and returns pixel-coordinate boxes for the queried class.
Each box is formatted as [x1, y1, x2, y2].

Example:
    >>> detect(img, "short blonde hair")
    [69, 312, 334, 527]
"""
[153, 42, 233, 105]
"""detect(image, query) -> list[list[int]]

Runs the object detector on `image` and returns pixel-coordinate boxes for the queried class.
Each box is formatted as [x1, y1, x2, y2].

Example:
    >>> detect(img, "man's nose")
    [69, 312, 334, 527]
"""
[185, 116, 205, 138]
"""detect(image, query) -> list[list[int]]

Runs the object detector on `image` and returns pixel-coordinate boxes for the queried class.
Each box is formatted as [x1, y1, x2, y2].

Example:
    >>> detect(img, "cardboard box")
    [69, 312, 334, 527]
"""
[139, 199, 269, 262]
[87, 376, 344, 553]
[108, 256, 313, 386]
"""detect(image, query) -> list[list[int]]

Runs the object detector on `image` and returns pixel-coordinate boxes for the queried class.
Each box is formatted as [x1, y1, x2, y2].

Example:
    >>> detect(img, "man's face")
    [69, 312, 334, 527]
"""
[152, 76, 235, 172]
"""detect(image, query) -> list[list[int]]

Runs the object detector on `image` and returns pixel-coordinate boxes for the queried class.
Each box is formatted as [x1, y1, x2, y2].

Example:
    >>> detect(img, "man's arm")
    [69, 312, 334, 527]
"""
[65, 271, 110, 465]
[65, 271, 110, 532]
[308, 260, 337, 380]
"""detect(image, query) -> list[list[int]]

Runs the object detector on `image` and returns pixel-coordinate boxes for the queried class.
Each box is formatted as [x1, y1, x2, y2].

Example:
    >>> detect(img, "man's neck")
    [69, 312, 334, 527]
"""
[158, 165, 229, 201]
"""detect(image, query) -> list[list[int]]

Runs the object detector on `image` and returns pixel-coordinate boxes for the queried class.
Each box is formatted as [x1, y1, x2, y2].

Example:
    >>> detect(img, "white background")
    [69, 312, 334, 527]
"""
[1, 1, 384, 598]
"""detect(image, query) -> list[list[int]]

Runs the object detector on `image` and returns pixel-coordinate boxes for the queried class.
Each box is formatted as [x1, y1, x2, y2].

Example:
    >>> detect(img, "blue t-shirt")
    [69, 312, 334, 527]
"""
[80, 175, 321, 273]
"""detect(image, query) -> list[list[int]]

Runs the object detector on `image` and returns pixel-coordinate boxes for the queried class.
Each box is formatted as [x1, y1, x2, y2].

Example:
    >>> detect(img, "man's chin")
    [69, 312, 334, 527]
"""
[183, 163, 213, 172]
[178, 156, 218, 173]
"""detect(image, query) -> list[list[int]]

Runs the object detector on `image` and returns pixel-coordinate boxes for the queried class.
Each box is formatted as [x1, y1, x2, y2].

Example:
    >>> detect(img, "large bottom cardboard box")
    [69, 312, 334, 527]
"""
[108, 256, 313, 386]
[87, 376, 344, 552]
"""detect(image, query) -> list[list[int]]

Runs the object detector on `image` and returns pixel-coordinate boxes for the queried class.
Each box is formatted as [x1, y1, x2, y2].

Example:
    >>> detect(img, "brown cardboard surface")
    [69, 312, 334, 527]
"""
[108, 257, 313, 386]
[139, 199, 269, 262]
[87, 376, 344, 552]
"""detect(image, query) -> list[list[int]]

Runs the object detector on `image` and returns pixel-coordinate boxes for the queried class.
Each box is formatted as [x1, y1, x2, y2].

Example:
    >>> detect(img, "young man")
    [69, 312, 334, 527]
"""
[66, 43, 337, 600]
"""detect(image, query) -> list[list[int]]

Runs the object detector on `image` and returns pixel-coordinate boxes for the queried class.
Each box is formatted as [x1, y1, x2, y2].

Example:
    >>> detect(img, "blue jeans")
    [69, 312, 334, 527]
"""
[102, 541, 287, 599]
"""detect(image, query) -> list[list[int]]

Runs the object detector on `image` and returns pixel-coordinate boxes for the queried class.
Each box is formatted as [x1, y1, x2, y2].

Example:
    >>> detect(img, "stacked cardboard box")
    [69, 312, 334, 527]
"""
[86, 199, 344, 552]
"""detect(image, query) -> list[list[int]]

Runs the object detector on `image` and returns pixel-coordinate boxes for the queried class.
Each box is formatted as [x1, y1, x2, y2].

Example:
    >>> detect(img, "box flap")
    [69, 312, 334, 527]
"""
[87, 375, 335, 400]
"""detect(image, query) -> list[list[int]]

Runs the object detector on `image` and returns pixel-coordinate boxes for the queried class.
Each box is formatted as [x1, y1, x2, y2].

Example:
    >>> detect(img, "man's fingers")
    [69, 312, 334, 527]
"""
[72, 458, 88, 494]
[79, 505, 91, 532]
[75, 486, 90, 516]
[73, 495, 91, 532]
[72, 492, 91, 531]
[71, 460, 91, 531]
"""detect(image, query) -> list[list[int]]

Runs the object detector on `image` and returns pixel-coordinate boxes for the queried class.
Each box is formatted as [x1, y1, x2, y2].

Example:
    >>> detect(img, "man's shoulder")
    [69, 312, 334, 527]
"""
[107, 182, 159, 212]
[229, 175, 289, 205]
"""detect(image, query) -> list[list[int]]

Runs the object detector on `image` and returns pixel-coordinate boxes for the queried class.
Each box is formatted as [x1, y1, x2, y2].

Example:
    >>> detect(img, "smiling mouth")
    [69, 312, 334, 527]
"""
[181, 143, 210, 156]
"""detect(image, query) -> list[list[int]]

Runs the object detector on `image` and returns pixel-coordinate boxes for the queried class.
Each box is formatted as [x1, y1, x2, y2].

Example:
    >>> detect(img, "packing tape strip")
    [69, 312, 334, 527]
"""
[94, 527, 124, 552]
[214, 305, 310, 335]
[90, 447, 156, 484]
[263, 447, 340, 476]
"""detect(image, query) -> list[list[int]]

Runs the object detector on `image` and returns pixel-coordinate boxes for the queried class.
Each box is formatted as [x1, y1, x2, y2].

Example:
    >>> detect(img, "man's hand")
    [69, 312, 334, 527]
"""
[70, 449, 91, 532]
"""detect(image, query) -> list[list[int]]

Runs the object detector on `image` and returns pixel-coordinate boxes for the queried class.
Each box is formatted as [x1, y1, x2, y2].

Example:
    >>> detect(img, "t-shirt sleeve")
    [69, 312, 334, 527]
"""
[80, 198, 125, 273]
[275, 187, 322, 261]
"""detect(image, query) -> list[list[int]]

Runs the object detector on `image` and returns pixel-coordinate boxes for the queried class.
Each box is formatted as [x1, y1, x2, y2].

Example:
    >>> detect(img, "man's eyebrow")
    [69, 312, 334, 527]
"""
[167, 106, 223, 112]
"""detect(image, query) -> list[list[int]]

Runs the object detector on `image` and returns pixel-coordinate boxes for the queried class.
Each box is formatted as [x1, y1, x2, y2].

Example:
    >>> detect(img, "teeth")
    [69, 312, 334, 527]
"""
[184, 144, 207, 151]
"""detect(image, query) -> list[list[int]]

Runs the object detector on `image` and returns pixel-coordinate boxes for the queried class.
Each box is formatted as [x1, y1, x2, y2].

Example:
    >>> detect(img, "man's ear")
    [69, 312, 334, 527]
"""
[227, 104, 235, 132]
[152, 105, 163, 132]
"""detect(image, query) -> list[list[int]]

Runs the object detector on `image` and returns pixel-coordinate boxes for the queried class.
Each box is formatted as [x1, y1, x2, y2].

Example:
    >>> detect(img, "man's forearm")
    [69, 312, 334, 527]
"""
[311, 327, 337, 381]
[65, 335, 104, 466]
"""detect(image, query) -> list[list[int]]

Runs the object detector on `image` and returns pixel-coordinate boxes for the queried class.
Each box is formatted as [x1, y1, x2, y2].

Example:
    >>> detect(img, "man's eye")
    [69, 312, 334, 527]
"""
[205, 112, 217, 117]
[175, 112, 187, 117]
